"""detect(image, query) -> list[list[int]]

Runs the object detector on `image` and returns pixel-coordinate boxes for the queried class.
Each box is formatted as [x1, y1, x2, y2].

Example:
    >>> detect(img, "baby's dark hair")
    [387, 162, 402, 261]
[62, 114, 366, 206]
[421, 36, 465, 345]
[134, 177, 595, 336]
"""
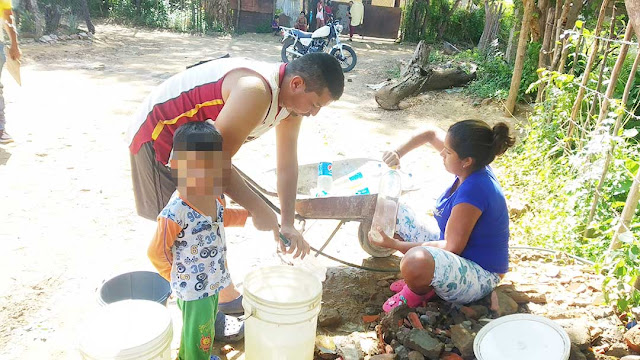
[447, 120, 515, 170]
[173, 121, 222, 152]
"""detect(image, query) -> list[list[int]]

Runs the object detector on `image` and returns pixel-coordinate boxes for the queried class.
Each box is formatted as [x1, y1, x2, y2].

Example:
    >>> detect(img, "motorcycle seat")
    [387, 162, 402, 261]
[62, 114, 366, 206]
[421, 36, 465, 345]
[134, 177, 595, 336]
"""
[293, 29, 313, 38]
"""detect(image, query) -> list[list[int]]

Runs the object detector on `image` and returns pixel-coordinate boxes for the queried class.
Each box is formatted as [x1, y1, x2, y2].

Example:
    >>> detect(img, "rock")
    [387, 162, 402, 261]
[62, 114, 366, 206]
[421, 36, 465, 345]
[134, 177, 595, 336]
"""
[49, 34, 58, 40]
[79, 32, 89, 39]
[569, 344, 587, 360]
[336, 341, 361, 360]
[441, 353, 464, 360]
[591, 307, 614, 319]
[481, 98, 492, 106]
[450, 324, 475, 359]
[403, 329, 443, 359]
[495, 290, 519, 317]
[407, 351, 425, 360]
[459, 306, 477, 319]
[605, 342, 630, 357]
[71, 34, 81, 40]
[365, 306, 380, 315]
[39, 35, 52, 43]
[555, 319, 592, 350]
[469, 305, 489, 318]
[395, 345, 410, 360]
[624, 324, 640, 352]
[382, 304, 411, 330]
[420, 311, 439, 327]
[378, 280, 390, 287]
[396, 327, 411, 344]
[319, 308, 343, 328]
[370, 354, 397, 360]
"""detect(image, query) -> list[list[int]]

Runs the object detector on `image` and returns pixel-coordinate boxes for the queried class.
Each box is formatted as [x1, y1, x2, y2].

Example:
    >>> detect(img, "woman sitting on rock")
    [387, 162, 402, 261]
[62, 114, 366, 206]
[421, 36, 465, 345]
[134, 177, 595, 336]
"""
[369, 119, 515, 312]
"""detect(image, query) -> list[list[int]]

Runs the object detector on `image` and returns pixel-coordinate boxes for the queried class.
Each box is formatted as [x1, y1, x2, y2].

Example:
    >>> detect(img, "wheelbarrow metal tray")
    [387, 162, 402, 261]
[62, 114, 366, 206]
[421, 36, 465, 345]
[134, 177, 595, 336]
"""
[295, 193, 377, 220]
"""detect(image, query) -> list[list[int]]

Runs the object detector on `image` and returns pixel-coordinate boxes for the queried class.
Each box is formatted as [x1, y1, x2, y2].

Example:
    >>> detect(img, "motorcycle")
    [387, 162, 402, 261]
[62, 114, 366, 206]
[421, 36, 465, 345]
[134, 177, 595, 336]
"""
[280, 20, 357, 73]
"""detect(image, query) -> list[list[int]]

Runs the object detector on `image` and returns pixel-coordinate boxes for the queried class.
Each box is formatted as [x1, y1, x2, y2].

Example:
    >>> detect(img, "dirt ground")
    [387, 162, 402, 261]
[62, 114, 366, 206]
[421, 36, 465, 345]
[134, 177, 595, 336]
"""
[0, 23, 519, 359]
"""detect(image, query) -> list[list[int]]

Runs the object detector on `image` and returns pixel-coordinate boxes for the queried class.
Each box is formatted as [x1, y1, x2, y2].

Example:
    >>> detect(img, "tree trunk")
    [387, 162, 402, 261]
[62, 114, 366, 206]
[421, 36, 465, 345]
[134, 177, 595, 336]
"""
[536, 7, 555, 102]
[478, 0, 504, 53]
[505, 8, 519, 63]
[625, 0, 640, 39]
[588, 4, 617, 121]
[22, 0, 44, 37]
[78, 0, 95, 34]
[44, 4, 61, 34]
[375, 41, 477, 110]
[550, 0, 572, 70]
[505, 0, 534, 115]
[536, 0, 549, 42]
[437, 0, 462, 39]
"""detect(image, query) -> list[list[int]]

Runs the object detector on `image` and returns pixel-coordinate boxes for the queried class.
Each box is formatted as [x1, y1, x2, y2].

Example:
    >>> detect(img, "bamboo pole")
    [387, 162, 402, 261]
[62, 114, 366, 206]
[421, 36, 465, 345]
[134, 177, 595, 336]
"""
[569, 27, 583, 76]
[588, 5, 617, 122]
[568, 0, 610, 138]
[584, 23, 635, 239]
[595, 23, 634, 129]
[611, 163, 640, 250]
[505, 0, 535, 116]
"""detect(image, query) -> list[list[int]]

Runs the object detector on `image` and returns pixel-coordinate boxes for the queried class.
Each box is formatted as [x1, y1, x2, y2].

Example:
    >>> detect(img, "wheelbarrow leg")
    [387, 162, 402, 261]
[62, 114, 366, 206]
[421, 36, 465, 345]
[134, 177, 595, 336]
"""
[314, 220, 346, 257]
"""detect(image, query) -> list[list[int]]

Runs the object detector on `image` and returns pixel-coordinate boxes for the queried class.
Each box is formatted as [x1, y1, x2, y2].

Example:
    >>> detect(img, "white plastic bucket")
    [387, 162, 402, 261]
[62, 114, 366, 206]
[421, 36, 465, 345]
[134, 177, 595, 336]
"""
[474, 314, 571, 360]
[79, 300, 173, 360]
[243, 265, 323, 360]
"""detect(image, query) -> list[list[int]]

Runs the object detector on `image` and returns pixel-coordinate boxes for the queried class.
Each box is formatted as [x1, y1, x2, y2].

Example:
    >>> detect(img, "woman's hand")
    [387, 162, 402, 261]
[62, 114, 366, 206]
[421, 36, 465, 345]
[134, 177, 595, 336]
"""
[382, 150, 400, 168]
[368, 227, 397, 249]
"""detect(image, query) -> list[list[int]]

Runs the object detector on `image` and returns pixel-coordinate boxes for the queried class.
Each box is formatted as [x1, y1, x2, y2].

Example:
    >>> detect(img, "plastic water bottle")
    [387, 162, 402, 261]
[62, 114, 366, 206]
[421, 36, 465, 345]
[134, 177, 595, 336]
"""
[369, 167, 402, 243]
[316, 161, 333, 196]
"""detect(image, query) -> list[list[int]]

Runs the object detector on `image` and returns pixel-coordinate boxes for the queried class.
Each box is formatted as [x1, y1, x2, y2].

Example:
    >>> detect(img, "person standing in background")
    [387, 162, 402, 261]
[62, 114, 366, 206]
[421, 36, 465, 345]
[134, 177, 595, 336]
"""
[0, 0, 21, 144]
[348, 0, 364, 41]
[316, 0, 325, 29]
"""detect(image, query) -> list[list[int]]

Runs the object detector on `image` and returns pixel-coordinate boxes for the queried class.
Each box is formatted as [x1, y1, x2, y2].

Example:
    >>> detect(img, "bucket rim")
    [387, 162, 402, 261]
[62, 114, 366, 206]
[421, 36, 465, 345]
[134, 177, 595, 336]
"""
[473, 313, 571, 360]
[243, 265, 323, 310]
[96, 270, 171, 306]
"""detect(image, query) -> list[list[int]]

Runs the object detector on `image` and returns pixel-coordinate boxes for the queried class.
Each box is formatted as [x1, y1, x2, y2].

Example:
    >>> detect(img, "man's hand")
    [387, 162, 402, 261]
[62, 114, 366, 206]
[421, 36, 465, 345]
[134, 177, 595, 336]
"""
[8, 44, 20, 61]
[382, 150, 400, 168]
[280, 225, 310, 259]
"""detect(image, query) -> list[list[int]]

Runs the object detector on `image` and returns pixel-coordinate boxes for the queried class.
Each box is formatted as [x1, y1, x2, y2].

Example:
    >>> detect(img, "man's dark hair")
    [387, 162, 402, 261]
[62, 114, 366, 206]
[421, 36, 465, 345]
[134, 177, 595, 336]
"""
[286, 53, 344, 99]
[173, 121, 223, 152]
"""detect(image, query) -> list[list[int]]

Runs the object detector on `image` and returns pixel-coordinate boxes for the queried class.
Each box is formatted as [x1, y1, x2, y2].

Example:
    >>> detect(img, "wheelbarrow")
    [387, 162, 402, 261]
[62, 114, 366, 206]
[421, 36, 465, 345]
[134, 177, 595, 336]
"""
[235, 158, 418, 258]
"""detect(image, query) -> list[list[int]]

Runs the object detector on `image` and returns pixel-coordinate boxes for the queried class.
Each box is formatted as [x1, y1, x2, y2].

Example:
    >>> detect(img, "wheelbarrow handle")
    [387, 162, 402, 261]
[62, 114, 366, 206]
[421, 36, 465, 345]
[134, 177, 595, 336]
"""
[279, 232, 291, 247]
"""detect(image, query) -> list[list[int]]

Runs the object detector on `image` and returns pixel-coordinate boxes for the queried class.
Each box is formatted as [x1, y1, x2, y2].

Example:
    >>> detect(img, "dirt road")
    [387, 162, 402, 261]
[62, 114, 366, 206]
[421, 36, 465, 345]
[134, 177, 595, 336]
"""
[0, 24, 512, 359]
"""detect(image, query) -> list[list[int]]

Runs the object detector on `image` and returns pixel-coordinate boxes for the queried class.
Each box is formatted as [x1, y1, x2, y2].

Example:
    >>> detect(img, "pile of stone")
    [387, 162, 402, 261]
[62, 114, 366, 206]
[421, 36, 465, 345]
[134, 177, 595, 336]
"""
[313, 250, 640, 360]
[38, 32, 92, 44]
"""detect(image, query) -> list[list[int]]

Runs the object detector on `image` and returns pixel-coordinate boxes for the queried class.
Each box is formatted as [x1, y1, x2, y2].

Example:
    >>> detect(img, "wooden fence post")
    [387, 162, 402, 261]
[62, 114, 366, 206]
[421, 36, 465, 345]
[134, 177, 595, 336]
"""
[584, 23, 634, 238]
[505, 0, 534, 116]
[588, 5, 617, 122]
[568, 0, 610, 138]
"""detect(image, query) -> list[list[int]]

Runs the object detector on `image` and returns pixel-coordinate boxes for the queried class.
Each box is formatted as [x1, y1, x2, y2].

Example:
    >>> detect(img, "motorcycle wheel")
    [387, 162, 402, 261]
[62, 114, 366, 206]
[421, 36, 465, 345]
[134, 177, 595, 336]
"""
[329, 45, 357, 73]
[281, 38, 302, 63]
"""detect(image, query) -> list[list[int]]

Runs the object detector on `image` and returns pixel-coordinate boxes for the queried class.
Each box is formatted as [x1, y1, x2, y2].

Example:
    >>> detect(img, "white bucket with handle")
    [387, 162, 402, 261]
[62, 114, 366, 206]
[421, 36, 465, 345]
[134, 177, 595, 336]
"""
[243, 265, 323, 360]
[78, 299, 173, 360]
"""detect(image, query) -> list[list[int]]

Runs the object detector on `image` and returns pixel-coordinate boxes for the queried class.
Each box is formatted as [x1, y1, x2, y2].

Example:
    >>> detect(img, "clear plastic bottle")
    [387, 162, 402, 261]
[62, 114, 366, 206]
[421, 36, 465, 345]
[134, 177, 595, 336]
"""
[316, 161, 333, 197]
[369, 167, 402, 243]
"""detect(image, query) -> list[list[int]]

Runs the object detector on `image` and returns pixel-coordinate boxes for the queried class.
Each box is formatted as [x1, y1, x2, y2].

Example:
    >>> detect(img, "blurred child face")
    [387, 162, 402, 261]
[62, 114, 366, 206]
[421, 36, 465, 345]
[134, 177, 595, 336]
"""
[171, 150, 231, 197]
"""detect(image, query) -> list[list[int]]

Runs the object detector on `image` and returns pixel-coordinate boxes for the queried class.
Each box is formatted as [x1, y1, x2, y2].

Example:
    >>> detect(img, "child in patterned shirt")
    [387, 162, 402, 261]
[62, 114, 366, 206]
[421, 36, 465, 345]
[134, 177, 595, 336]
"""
[148, 121, 248, 359]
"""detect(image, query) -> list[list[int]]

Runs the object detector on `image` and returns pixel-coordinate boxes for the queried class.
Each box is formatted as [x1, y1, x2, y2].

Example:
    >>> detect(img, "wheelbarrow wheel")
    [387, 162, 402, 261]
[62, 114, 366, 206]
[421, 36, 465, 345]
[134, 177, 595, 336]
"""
[358, 220, 396, 258]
